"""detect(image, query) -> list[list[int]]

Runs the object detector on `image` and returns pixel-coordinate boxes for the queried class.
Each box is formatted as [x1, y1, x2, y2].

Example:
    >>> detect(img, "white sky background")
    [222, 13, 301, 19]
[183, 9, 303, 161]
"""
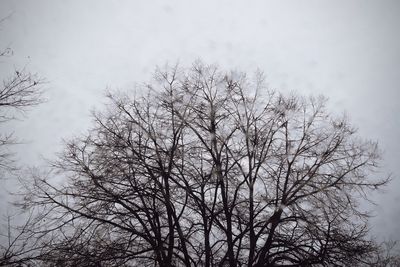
[0, 0, 399, 241]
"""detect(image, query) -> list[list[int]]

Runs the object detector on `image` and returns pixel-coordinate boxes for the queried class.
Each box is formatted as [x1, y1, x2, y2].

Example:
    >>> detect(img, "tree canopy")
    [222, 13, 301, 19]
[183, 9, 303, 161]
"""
[13, 62, 389, 266]
[0, 39, 43, 266]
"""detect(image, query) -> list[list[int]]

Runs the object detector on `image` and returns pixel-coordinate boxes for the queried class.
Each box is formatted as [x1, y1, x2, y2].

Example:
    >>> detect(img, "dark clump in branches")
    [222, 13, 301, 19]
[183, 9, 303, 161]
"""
[18, 62, 389, 266]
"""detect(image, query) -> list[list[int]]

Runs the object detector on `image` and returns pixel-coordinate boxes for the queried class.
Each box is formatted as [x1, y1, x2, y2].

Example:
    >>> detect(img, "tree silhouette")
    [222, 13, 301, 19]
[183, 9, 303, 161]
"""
[0, 30, 43, 266]
[19, 62, 388, 266]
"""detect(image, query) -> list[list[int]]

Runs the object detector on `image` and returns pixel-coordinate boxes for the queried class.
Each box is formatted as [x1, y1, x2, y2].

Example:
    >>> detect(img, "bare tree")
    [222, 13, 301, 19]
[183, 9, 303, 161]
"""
[19, 62, 388, 266]
[0, 22, 44, 265]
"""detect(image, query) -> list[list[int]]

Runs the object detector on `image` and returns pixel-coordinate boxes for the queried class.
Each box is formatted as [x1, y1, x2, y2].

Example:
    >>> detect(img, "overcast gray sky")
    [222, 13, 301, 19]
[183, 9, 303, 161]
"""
[1, 0, 399, 241]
